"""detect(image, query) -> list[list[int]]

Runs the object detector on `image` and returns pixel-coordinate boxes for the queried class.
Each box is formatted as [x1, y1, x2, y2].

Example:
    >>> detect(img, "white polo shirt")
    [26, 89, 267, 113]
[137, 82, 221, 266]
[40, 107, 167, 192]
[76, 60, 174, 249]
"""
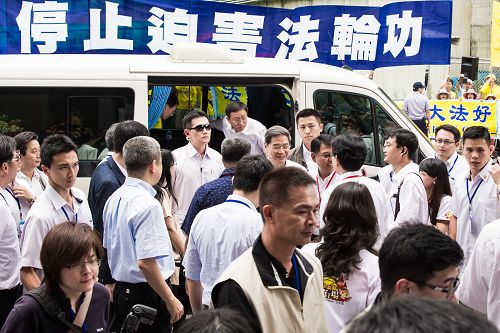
[213, 117, 267, 155]
[16, 170, 48, 219]
[183, 194, 262, 306]
[103, 177, 175, 283]
[320, 170, 392, 243]
[20, 184, 93, 270]
[0, 200, 21, 290]
[381, 163, 428, 228]
[302, 243, 380, 333]
[302, 144, 317, 175]
[285, 159, 307, 171]
[458, 219, 500, 330]
[172, 143, 224, 223]
[1, 179, 30, 229]
[451, 161, 500, 265]
[437, 152, 468, 193]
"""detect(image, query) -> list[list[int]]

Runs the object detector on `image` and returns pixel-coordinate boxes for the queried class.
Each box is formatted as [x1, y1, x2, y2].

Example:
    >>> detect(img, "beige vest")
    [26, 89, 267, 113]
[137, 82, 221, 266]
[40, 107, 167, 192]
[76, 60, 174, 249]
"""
[217, 248, 328, 333]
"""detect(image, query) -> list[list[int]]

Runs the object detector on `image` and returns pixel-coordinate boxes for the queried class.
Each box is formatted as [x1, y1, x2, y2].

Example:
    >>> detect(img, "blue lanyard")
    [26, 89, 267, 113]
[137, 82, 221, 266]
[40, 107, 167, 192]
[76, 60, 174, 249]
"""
[447, 155, 459, 176]
[225, 199, 251, 209]
[61, 206, 77, 223]
[291, 254, 301, 294]
[5, 188, 22, 220]
[466, 177, 483, 206]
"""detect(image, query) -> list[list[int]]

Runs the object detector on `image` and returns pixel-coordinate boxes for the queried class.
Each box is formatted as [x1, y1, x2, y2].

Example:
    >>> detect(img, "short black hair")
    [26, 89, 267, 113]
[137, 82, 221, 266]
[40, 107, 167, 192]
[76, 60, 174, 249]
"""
[310, 134, 334, 154]
[221, 138, 251, 164]
[331, 133, 367, 171]
[182, 110, 208, 129]
[166, 88, 179, 107]
[113, 120, 149, 154]
[295, 108, 321, 124]
[14, 131, 38, 156]
[0, 135, 16, 164]
[225, 101, 248, 118]
[385, 128, 419, 160]
[346, 297, 498, 333]
[233, 155, 273, 193]
[41, 134, 77, 168]
[462, 126, 490, 146]
[177, 308, 255, 333]
[379, 223, 463, 299]
[435, 124, 460, 142]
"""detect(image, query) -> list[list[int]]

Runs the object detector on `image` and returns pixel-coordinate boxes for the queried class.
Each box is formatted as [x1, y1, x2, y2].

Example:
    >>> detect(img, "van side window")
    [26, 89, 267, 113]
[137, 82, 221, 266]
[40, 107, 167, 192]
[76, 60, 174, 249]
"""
[314, 90, 382, 166]
[0, 87, 134, 175]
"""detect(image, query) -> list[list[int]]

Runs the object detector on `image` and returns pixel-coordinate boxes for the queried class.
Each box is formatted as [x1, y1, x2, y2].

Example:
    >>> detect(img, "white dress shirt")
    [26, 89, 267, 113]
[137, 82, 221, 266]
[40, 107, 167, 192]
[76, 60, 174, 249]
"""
[183, 194, 262, 306]
[302, 144, 318, 175]
[381, 163, 429, 228]
[0, 200, 21, 290]
[20, 184, 93, 270]
[1, 179, 30, 231]
[16, 170, 48, 220]
[438, 152, 468, 193]
[285, 159, 307, 171]
[458, 219, 500, 330]
[213, 117, 267, 155]
[172, 143, 224, 223]
[103, 177, 175, 283]
[451, 161, 500, 265]
[320, 170, 392, 243]
[302, 243, 380, 333]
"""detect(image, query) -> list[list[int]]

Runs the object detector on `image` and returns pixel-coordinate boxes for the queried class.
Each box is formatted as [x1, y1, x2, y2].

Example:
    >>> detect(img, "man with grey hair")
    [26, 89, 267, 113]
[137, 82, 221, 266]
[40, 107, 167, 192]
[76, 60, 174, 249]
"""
[264, 125, 306, 170]
[103, 136, 183, 332]
[181, 137, 251, 235]
[98, 122, 118, 162]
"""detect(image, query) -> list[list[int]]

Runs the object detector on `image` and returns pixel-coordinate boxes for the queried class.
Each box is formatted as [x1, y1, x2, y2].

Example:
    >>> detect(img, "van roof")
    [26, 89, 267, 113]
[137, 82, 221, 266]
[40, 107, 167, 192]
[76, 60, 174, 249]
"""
[0, 53, 379, 89]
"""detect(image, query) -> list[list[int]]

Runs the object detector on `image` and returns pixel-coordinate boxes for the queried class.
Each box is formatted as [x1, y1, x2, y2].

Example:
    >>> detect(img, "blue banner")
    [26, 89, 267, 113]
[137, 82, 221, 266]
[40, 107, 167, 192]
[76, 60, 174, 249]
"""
[2, 0, 452, 69]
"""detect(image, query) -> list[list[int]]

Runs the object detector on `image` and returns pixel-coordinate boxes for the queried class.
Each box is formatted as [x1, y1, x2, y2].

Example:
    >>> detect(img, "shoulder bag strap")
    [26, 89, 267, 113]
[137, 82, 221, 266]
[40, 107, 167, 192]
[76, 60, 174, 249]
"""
[70, 289, 93, 333]
[394, 172, 423, 220]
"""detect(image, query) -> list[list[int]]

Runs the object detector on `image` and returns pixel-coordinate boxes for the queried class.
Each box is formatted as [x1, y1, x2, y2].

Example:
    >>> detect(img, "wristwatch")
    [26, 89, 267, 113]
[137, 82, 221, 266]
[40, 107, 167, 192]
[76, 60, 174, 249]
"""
[27, 197, 36, 205]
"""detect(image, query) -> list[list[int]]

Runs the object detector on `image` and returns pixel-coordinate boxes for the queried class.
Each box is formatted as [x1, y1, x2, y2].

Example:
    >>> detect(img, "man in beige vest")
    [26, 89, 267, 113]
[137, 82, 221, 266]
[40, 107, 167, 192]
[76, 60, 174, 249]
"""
[212, 167, 328, 333]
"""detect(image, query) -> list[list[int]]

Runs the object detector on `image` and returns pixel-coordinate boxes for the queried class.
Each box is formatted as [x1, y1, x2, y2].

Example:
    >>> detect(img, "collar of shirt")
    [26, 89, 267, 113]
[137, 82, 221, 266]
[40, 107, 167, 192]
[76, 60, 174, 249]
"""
[220, 168, 235, 178]
[337, 170, 363, 181]
[223, 116, 253, 135]
[186, 142, 213, 159]
[302, 143, 313, 163]
[464, 160, 493, 184]
[225, 194, 257, 211]
[124, 177, 156, 197]
[45, 183, 84, 213]
[391, 162, 419, 183]
[112, 156, 127, 177]
[445, 152, 459, 167]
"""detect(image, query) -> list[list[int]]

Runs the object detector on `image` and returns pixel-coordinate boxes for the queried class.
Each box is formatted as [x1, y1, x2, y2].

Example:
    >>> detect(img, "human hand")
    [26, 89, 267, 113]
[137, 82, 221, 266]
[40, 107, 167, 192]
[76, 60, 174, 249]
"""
[12, 185, 34, 201]
[489, 158, 500, 185]
[166, 296, 184, 323]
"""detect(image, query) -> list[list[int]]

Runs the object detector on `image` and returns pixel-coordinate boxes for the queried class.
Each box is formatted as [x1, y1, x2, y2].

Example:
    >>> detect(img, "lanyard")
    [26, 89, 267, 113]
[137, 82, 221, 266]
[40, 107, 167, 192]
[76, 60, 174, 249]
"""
[466, 177, 483, 207]
[5, 188, 22, 220]
[61, 206, 78, 223]
[291, 254, 301, 294]
[225, 199, 251, 209]
[342, 174, 363, 181]
[316, 171, 336, 200]
[0, 192, 8, 206]
[447, 155, 459, 176]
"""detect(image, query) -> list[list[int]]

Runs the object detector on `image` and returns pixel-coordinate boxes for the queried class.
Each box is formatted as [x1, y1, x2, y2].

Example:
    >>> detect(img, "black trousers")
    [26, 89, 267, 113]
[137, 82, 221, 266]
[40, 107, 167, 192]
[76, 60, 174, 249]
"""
[114, 281, 172, 333]
[411, 118, 428, 136]
[0, 284, 22, 329]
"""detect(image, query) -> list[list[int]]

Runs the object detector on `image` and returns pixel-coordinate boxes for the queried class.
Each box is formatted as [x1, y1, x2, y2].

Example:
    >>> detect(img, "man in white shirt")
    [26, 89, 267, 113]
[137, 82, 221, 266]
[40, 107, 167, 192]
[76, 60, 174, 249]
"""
[450, 126, 500, 266]
[20, 134, 93, 291]
[377, 128, 428, 228]
[288, 108, 323, 174]
[103, 136, 183, 331]
[458, 219, 500, 330]
[211, 101, 267, 155]
[434, 124, 467, 192]
[173, 111, 224, 223]
[264, 125, 306, 170]
[183, 155, 273, 312]
[309, 134, 336, 195]
[0, 135, 22, 327]
[320, 133, 391, 242]
[403, 82, 431, 136]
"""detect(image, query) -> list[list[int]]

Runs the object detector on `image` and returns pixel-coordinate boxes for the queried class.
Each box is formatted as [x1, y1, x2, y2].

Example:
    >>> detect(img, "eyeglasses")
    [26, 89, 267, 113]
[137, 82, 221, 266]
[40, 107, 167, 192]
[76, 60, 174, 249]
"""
[188, 124, 211, 132]
[230, 116, 247, 124]
[435, 139, 456, 145]
[65, 258, 102, 271]
[270, 144, 290, 151]
[6, 150, 21, 164]
[411, 277, 460, 299]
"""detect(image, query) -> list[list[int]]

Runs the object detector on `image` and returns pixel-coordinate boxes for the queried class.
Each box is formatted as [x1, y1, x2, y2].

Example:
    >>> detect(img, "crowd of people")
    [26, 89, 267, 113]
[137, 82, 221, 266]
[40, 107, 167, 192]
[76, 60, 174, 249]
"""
[0, 99, 498, 333]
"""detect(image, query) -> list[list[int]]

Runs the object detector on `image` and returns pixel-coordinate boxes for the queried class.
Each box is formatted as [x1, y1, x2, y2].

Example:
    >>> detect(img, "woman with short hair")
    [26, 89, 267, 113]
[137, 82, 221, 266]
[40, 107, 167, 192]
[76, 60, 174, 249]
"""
[1, 222, 109, 333]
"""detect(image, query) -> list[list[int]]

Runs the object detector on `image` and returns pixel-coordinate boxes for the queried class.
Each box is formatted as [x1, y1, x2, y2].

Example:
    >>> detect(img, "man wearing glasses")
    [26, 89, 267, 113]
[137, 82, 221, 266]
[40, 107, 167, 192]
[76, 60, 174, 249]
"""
[173, 111, 224, 223]
[211, 101, 267, 155]
[434, 124, 467, 192]
[378, 223, 463, 302]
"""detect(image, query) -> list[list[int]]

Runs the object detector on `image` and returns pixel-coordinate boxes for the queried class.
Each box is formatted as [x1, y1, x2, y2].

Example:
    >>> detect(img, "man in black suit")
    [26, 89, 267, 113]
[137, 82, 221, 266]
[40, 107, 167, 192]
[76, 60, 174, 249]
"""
[88, 120, 149, 286]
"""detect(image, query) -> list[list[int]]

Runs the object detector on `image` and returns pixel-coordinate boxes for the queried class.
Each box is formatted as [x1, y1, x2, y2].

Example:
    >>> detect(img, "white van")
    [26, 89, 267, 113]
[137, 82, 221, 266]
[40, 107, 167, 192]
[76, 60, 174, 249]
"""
[0, 43, 434, 192]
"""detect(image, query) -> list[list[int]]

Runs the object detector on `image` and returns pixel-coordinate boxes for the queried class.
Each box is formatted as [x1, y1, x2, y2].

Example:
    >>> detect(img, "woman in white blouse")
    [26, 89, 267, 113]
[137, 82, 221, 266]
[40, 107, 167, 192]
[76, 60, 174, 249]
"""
[419, 158, 454, 238]
[302, 182, 380, 333]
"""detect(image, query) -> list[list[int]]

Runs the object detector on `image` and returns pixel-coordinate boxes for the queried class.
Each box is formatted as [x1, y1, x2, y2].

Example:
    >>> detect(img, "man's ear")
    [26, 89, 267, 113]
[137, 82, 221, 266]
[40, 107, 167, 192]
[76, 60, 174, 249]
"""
[319, 123, 324, 131]
[183, 129, 190, 139]
[41, 165, 49, 176]
[311, 153, 317, 163]
[261, 205, 274, 224]
[394, 278, 413, 297]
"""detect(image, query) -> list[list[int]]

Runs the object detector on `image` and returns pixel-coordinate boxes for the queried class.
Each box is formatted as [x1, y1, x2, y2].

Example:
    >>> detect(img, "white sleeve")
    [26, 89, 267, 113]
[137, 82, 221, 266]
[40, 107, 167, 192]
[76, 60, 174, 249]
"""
[436, 195, 452, 221]
[366, 259, 381, 307]
[182, 217, 203, 281]
[319, 187, 334, 230]
[394, 175, 428, 226]
[21, 216, 51, 269]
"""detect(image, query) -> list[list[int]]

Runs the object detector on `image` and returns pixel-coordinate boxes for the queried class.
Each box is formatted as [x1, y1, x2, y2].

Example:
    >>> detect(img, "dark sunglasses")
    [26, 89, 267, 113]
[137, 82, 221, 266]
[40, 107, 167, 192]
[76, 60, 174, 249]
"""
[189, 124, 211, 132]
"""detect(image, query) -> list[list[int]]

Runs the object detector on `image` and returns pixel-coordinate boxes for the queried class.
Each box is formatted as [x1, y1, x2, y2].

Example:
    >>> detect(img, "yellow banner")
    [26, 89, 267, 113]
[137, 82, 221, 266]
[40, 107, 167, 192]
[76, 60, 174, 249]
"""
[492, 1, 500, 67]
[428, 100, 498, 139]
